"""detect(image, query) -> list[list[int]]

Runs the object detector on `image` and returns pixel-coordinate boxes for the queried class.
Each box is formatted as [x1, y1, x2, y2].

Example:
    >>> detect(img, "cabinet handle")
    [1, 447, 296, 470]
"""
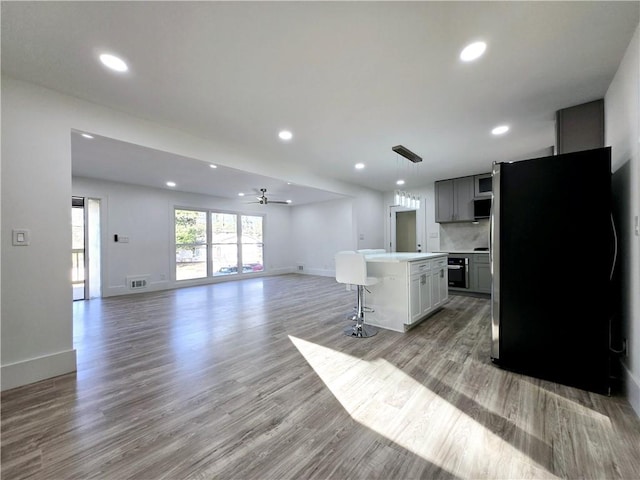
[440, 269, 444, 278]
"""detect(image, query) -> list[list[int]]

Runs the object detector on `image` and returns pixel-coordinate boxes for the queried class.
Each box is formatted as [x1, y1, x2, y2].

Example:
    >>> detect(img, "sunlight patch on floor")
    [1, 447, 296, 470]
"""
[289, 335, 559, 479]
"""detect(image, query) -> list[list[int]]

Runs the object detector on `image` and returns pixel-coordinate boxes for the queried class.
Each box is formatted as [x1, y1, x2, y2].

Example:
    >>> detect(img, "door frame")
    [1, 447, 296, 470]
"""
[389, 202, 425, 253]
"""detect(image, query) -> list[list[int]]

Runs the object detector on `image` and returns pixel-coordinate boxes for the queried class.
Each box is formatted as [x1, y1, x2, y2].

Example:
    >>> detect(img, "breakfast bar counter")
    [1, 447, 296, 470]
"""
[365, 252, 448, 263]
[362, 252, 449, 332]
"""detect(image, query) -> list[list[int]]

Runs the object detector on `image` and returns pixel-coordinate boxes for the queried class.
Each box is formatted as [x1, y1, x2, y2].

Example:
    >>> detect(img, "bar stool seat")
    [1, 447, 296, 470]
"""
[334, 251, 379, 338]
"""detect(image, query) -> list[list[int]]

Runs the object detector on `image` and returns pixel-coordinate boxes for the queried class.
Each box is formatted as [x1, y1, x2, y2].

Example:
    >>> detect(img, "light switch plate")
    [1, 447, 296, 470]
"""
[12, 229, 31, 246]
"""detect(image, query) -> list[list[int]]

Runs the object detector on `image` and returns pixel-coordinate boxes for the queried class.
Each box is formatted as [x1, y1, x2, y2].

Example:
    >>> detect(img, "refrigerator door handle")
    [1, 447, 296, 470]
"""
[610, 213, 618, 281]
[490, 162, 501, 361]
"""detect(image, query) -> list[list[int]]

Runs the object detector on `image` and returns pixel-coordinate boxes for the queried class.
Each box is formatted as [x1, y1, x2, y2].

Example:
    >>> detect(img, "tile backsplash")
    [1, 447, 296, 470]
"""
[440, 220, 490, 251]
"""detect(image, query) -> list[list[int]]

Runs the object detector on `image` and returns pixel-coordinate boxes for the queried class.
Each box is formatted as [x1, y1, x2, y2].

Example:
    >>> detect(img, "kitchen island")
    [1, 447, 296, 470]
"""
[362, 252, 449, 333]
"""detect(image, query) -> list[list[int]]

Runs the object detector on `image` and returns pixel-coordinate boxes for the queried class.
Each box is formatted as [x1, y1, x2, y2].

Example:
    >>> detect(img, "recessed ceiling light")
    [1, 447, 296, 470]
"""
[209, 164, 217, 169]
[396, 179, 405, 186]
[492, 125, 510, 135]
[279, 130, 293, 141]
[355, 163, 365, 170]
[81, 133, 94, 139]
[286, 200, 292, 204]
[99, 53, 128, 72]
[238, 192, 245, 197]
[166, 181, 176, 187]
[460, 41, 487, 62]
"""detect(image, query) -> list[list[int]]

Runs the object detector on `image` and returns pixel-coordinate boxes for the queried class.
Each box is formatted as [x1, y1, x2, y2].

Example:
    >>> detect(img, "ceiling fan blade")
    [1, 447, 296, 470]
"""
[248, 188, 289, 205]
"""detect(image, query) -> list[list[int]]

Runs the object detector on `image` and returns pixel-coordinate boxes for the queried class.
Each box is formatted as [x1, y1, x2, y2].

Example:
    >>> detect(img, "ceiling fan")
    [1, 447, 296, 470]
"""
[249, 188, 290, 205]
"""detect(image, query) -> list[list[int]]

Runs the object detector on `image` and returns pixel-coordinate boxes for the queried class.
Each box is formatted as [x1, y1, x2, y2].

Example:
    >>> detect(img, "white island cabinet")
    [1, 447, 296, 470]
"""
[362, 253, 449, 333]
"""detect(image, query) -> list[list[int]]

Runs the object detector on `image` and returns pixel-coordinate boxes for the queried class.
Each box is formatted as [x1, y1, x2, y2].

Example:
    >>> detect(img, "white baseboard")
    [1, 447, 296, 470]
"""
[1, 349, 77, 391]
[623, 362, 640, 418]
[302, 268, 335, 277]
[103, 268, 299, 297]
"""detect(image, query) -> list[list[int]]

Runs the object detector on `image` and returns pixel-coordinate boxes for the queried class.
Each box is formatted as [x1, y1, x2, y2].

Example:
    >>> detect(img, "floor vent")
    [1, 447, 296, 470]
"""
[127, 275, 150, 290]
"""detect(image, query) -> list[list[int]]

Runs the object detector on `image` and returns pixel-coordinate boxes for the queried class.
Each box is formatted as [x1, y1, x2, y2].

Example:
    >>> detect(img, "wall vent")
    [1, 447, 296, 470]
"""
[127, 275, 150, 290]
[298, 265, 304, 271]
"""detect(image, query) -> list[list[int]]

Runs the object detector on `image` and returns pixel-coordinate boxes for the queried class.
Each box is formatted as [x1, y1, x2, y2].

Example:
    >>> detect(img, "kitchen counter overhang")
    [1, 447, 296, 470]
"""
[364, 252, 448, 263]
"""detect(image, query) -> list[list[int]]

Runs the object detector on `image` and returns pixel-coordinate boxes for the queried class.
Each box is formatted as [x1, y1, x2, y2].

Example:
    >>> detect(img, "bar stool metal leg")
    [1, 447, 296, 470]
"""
[343, 285, 378, 338]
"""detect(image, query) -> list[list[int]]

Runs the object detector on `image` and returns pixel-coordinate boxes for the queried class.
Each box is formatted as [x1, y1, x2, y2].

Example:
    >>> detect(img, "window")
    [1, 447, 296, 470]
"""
[175, 209, 207, 281]
[211, 212, 238, 275]
[240, 215, 264, 274]
[175, 208, 264, 280]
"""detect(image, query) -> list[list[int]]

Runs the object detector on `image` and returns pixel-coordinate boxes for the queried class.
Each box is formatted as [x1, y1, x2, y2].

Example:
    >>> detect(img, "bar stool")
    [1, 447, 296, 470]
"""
[334, 251, 379, 338]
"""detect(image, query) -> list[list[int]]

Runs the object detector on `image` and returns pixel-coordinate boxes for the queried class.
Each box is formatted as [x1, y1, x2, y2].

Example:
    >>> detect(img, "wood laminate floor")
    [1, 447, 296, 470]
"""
[2, 274, 640, 480]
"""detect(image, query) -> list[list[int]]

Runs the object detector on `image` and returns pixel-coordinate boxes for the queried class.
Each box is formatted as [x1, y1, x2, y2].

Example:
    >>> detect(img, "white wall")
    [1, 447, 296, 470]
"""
[605, 22, 640, 416]
[1, 76, 383, 390]
[73, 177, 295, 296]
[353, 188, 386, 252]
[290, 190, 384, 277]
[2, 76, 76, 390]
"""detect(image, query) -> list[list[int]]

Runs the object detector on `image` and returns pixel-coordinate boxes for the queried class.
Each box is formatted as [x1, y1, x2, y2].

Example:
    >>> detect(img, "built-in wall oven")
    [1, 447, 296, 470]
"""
[448, 257, 469, 288]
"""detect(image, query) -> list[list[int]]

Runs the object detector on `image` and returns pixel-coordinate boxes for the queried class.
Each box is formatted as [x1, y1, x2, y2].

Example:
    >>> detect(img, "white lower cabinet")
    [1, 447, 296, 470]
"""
[407, 258, 448, 326]
[363, 254, 449, 333]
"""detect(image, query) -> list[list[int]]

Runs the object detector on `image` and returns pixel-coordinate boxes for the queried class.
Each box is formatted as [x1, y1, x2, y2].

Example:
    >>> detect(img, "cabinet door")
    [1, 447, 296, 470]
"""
[435, 180, 454, 222]
[431, 267, 448, 308]
[439, 267, 448, 304]
[420, 273, 431, 317]
[454, 176, 475, 221]
[409, 275, 422, 323]
[410, 273, 431, 323]
[476, 264, 492, 293]
[472, 254, 491, 293]
[431, 270, 441, 309]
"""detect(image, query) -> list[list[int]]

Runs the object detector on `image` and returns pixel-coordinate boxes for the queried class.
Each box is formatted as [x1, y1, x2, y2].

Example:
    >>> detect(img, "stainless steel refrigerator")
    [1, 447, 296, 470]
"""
[491, 147, 616, 394]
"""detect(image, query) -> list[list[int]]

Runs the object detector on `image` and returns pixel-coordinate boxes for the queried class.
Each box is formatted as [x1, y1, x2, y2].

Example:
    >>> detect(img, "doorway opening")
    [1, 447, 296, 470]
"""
[395, 210, 417, 252]
[390, 204, 423, 253]
[72, 197, 102, 300]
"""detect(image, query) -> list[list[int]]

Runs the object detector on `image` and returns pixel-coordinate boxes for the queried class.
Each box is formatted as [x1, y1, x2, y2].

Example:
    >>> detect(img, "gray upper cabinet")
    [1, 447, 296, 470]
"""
[556, 99, 604, 155]
[435, 176, 475, 222]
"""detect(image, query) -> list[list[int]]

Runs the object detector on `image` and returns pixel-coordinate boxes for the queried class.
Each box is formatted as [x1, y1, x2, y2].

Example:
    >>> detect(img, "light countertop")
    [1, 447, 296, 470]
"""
[365, 252, 448, 263]
[435, 250, 490, 255]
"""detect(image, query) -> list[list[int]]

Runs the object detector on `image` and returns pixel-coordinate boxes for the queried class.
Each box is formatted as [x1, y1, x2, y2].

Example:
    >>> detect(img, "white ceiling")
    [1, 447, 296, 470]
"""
[2, 1, 638, 203]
